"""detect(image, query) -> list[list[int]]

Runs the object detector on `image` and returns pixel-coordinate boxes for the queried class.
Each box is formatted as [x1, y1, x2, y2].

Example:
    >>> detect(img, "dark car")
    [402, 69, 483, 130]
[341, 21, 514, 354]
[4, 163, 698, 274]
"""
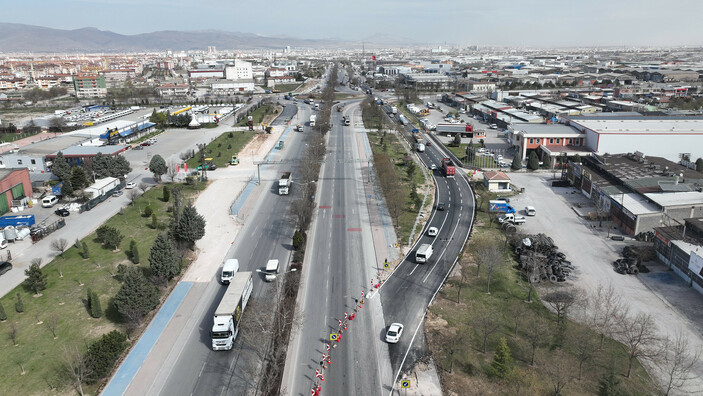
[426, 141, 432, 146]
[140, 141, 152, 146]
[0, 261, 12, 276]
[132, 145, 144, 150]
[437, 203, 446, 211]
[55, 208, 70, 217]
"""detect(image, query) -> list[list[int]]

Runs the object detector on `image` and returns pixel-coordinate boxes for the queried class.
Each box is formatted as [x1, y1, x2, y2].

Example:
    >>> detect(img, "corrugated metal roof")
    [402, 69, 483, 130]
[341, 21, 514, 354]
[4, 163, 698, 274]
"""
[645, 191, 703, 207]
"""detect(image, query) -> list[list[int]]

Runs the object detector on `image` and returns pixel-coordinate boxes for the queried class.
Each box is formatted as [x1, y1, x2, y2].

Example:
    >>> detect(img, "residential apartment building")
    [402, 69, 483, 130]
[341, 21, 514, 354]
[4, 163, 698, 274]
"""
[72, 74, 107, 98]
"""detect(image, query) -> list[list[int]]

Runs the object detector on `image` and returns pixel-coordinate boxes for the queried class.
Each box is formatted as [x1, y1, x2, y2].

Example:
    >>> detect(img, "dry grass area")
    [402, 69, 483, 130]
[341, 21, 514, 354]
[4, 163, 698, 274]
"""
[424, 183, 656, 396]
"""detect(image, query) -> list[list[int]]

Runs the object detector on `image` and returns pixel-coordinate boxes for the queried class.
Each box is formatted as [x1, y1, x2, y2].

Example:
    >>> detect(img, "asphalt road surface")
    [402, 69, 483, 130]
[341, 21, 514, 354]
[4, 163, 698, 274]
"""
[378, 106, 476, 385]
[285, 99, 392, 396]
[150, 102, 309, 395]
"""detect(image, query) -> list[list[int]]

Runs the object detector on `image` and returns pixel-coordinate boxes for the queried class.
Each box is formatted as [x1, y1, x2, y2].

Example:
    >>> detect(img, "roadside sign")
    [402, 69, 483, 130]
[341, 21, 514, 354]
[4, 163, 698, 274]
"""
[401, 380, 411, 388]
[330, 333, 338, 341]
[383, 262, 389, 269]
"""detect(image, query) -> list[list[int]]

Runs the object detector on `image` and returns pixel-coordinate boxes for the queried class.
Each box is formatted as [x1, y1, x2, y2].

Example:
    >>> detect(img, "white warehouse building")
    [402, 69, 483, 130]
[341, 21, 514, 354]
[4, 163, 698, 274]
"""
[565, 115, 703, 163]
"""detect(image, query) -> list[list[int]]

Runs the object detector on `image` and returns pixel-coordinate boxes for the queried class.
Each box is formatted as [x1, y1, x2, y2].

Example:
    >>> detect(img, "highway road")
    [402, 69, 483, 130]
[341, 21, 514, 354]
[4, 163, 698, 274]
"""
[284, 95, 393, 396]
[119, 102, 320, 396]
[378, 106, 475, 386]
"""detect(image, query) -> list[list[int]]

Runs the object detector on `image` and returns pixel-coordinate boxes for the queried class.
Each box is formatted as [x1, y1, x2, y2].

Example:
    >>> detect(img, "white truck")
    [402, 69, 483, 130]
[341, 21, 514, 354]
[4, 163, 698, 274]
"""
[220, 259, 239, 284]
[416, 143, 426, 152]
[263, 259, 280, 282]
[314, 103, 320, 111]
[416, 243, 433, 263]
[309, 114, 316, 127]
[211, 272, 253, 351]
[278, 172, 292, 195]
[391, 106, 398, 115]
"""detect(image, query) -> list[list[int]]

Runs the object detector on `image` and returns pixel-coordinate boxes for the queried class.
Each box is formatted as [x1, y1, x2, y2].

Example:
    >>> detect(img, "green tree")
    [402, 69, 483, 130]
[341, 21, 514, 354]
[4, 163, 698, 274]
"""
[0, 301, 6, 321]
[148, 233, 180, 282]
[90, 291, 103, 318]
[151, 213, 158, 229]
[82, 242, 90, 259]
[110, 155, 132, 178]
[572, 154, 581, 164]
[451, 132, 461, 147]
[527, 151, 540, 170]
[60, 180, 74, 197]
[292, 230, 305, 251]
[92, 153, 111, 179]
[597, 369, 625, 396]
[24, 263, 48, 295]
[489, 337, 513, 378]
[406, 162, 416, 180]
[84, 330, 127, 383]
[466, 140, 475, 162]
[96, 225, 123, 250]
[696, 158, 703, 172]
[162, 185, 170, 202]
[149, 109, 168, 129]
[511, 150, 523, 170]
[143, 205, 153, 217]
[52, 151, 71, 181]
[149, 155, 167, 182]
[113, 267, 160, 330]
[15, 293, 24, 313]
[175, 205, 206, 248]
[131, 242, 140, 264]
[70, 166, 90, 190]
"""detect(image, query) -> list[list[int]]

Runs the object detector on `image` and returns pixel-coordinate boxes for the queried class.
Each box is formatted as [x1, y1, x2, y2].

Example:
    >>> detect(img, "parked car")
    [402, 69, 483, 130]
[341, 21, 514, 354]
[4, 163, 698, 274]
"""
[385, 323, 404, 343]
[427, 227, 438, 237]
[140, 142, 152, 146]
[196, 162, 217, 171]
[125, 182, 137, 189]
[54, 208, 70, 217]
[0, 261, 11, 276]
[132, 145, 144, 150]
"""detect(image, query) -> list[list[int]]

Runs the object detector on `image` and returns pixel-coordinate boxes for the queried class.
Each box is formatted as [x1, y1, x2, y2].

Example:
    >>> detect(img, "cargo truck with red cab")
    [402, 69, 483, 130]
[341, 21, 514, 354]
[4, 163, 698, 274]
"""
[441, 158, 455, 177]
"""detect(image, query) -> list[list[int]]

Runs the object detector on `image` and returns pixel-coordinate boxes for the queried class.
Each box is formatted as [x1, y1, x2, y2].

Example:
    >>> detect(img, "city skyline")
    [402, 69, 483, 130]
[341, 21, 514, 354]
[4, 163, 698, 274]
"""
[5, 0, 703, 47]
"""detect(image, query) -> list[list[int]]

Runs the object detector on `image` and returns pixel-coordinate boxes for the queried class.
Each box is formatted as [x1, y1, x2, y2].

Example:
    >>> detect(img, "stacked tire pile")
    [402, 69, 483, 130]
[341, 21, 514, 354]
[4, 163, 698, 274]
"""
[514, 233, 574, 283]
[613, 246, 648, 275]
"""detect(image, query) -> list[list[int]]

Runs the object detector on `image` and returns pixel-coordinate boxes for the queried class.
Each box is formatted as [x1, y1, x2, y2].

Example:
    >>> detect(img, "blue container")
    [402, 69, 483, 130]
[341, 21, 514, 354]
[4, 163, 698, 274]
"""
[0, 214, 36, 228]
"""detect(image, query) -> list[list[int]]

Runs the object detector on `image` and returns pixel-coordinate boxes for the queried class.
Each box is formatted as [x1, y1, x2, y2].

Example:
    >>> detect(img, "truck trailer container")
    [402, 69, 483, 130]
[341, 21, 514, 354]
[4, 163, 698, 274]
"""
[489, 200, 516, 214]
[441, 158, 455, 177]
[211, 272, 253, 351]
[0, 215, 35, 228]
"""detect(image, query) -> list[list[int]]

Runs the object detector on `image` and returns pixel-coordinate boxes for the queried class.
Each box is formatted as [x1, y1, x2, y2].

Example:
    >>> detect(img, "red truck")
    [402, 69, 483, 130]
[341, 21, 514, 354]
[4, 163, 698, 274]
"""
[442, 158, 455, 177]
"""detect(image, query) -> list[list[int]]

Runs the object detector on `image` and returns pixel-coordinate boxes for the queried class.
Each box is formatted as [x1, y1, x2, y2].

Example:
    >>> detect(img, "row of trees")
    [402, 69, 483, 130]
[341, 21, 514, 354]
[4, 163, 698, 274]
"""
[23, 86, 68, 103]
[51, 151, 132, 197]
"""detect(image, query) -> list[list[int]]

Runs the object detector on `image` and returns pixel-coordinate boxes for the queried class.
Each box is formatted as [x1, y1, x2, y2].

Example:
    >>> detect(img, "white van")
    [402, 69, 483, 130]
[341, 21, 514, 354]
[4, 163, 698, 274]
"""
[525, 206, 537, 216]
[42, 195, 59, 208]
[220, 259, 239, 284]
[264, 259, 280, 282]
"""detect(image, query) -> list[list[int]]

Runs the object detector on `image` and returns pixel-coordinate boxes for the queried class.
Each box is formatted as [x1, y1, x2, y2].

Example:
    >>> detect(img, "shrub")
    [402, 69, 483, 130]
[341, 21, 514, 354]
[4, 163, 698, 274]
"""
[143, 205, 153, 217]
[292, 230, 305, 251]
[0, 301, 6, 321]
[152, 213, 158, 229]
[90, 291, 103, 318]
[15, 293, 23, 313]
[85, 330, 127, 383]
[162, 186, 170, 202]
[82, 242, 90, 259]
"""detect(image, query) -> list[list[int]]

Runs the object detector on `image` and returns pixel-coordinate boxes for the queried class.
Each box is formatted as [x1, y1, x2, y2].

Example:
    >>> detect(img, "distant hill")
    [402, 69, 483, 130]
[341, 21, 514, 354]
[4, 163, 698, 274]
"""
[0, 23, 350, 53]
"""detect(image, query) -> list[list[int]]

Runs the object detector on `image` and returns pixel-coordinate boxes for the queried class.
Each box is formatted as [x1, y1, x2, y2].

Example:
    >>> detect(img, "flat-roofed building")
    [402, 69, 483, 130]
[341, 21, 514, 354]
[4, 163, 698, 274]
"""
[72, 74, 107, 98]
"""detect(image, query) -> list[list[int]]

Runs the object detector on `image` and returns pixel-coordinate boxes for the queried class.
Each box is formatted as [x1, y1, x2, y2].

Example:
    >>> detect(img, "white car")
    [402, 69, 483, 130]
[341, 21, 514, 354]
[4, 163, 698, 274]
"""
[125, 182, 137, 189]
[427, 227, 438, 237]
[385, 323, 404, 343]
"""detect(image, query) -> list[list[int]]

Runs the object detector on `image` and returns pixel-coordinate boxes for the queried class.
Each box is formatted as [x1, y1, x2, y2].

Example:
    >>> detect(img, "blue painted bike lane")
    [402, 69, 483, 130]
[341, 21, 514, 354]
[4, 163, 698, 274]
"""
[101, 281, 193, 396]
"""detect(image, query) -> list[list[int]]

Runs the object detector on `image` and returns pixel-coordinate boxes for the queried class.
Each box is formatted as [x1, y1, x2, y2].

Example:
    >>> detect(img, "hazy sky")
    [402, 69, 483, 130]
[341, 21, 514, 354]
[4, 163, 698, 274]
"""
[7, 0, 703, 47]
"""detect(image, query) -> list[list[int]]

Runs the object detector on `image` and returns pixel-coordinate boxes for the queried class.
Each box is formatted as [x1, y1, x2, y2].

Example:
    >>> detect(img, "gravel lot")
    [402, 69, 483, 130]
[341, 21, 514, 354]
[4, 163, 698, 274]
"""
[507, 172, 703, 393]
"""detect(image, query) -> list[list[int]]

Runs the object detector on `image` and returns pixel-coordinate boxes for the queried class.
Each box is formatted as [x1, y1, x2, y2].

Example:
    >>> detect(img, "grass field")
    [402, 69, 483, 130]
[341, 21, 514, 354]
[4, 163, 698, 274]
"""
[0, 182, 205, 396]
[235, 104, 275, 127]
[271, 83, 302, 93]
[186, 130, 256, 170]
[426, 183, 654, 396]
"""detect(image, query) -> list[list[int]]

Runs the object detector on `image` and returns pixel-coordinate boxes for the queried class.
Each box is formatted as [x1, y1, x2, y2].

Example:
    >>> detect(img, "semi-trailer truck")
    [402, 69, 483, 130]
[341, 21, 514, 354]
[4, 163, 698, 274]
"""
[441, 158, 455, 177]
[211, 272, 253, 351]
[278, 172, 292, 195]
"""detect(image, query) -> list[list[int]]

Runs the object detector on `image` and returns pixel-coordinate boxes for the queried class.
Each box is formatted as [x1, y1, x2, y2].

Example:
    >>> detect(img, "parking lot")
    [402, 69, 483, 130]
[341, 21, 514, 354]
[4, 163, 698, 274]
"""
[507, 172, 703, 390]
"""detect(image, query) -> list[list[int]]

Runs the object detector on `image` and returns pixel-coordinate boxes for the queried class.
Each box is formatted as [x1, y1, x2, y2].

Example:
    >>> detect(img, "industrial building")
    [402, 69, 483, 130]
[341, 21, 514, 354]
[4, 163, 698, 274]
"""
[0, 168, 33, 215]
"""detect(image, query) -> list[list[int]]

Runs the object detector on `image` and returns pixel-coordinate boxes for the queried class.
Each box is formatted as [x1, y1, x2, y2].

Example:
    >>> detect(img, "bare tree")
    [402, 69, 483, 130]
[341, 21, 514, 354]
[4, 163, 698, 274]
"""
[483, 245, 506, 294]
[568, 324, 599, 380]
[473, 236, 503, 278]
[503, 367, 536, 396]
[8, 322, 18, 346]
[542, 349, 575, 396]
[46, 313, 59, 339]
[61, 345, 90, 396]
[51, 238, 69, 259]
[127, 188, 140, 205]
[589, 283, 624, 348]
[507, 304, 523, 337]
[543, 289, 581, 326]
[472, 304, 502, 354]
[661, 331, 702, 396]
[138, 182, 148, 192]
[456, 257, 472, 303]
[165, 156, 179, 182]
[616, 311, 662, 378]
[523, 315, 551, 366]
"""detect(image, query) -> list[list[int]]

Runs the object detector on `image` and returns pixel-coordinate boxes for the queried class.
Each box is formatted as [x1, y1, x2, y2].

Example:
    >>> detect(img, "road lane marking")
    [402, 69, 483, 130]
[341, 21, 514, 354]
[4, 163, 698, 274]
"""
[409, 263, 419, 275]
